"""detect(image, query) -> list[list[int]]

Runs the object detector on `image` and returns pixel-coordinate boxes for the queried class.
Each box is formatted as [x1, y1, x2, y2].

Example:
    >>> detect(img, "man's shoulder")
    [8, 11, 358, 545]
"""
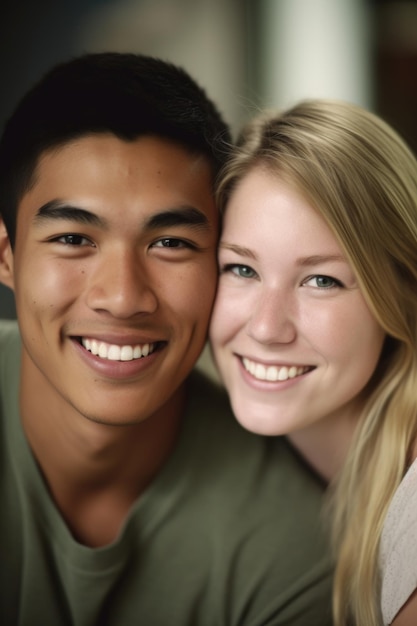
[185, 367, 325, 491]
[180, 371, 333, 625]
[185, 367, 256, 444]
[187, 367, 230, 410]
[0, 319, 20, 352]
[0, 319, 20, 389]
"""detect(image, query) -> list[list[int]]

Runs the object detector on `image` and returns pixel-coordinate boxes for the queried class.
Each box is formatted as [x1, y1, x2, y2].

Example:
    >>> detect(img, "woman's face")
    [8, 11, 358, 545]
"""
[210, 167, 386, 436]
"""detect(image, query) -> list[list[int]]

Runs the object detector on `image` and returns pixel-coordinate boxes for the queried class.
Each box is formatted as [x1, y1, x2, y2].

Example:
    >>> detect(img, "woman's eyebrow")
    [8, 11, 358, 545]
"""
[219, 245, 346, 266]
[297, 254, 346, 267]
[219, 242, 258, 260]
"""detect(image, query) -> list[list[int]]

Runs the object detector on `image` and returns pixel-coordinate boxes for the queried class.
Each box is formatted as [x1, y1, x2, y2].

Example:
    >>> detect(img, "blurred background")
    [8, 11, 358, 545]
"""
[1, 0, 416, 329]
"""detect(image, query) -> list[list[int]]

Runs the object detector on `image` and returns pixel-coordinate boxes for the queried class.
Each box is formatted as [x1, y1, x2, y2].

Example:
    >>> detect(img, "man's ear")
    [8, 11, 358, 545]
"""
[0, 218, 15, 291]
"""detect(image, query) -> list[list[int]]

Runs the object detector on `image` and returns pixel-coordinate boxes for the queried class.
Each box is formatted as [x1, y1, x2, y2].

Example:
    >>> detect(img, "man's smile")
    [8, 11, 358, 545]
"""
[81, 337, 158, 361]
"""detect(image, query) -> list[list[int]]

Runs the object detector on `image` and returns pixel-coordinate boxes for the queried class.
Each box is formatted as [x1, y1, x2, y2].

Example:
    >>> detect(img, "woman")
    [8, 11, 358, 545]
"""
[210, 99, 417, 626]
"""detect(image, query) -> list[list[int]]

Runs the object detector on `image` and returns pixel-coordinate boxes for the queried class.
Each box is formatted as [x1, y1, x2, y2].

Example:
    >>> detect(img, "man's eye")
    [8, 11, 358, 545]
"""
[222, 264, 257, 279]
[304, 275, 343, 289]
[55, 234, 92, 246]
[153, 238, 189, 248]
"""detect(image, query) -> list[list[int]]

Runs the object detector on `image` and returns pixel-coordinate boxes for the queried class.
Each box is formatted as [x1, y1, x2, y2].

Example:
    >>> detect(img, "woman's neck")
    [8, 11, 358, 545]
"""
[287, 408, 360, 483]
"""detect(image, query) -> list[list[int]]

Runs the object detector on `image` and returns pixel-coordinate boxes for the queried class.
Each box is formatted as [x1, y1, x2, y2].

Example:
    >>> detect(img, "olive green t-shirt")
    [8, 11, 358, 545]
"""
[0, 320, 333, 625]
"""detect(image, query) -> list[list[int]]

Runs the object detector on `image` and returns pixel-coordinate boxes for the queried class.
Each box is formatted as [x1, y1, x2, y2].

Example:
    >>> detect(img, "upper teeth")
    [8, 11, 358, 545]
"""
[81, 338, 155, 361]
[242, 357, 309, 382]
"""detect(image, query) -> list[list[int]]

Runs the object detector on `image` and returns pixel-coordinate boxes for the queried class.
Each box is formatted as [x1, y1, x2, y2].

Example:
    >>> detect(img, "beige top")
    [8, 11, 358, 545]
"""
[380, 458, 417, 625]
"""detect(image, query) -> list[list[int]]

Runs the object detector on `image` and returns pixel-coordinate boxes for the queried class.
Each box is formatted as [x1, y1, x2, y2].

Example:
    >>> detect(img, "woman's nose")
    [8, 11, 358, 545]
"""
[246, 287, 296, 345]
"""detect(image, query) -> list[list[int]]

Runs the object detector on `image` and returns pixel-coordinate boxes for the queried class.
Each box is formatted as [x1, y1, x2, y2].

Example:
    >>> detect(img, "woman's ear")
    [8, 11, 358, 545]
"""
[0, 218, 15, 290]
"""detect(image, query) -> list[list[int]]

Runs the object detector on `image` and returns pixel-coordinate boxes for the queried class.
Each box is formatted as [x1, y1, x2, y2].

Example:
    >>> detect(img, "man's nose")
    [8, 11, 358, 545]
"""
[86, 249, 158, 319]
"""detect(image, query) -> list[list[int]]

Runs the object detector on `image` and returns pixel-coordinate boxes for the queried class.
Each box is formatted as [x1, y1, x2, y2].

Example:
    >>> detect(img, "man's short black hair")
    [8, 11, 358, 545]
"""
[0, 52, 231, 245]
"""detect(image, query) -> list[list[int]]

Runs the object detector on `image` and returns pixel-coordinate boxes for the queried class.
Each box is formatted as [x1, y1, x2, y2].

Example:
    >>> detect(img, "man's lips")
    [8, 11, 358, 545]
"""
[241, 356, 314, 382]
[79, 337, 163, 362]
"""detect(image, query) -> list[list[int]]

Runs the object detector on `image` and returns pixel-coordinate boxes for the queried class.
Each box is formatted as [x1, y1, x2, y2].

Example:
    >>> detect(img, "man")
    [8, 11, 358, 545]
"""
[0, 52, 332, 625]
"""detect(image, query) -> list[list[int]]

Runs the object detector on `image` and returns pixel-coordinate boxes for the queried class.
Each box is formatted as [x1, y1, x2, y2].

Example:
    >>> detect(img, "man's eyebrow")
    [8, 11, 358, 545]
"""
[34, 201, 211, 231]
[144, 206, 211, 231]
[34, 200, 105, 227]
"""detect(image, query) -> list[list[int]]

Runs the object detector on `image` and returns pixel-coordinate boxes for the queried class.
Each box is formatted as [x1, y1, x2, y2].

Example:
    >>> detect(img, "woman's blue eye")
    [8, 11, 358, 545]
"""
[305, 275, 342, 289]
[223, 264, 256, 278]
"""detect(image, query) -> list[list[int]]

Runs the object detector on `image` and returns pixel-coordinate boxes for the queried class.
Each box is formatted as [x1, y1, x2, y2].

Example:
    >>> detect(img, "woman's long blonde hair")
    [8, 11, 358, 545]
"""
[216, 99, 417, 625]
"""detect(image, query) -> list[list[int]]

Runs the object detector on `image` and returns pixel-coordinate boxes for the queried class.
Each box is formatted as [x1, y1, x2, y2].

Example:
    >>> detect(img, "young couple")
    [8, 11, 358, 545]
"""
[0, 52, 415, 626]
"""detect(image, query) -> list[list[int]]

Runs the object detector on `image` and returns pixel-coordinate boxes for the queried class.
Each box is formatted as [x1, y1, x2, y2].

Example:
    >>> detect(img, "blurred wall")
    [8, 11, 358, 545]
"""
[374, 0, 417, 154]
[259, 0, 371, 108]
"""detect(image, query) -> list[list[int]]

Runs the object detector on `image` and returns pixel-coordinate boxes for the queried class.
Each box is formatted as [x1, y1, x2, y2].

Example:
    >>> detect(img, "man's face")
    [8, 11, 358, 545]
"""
[2, 134, 219, 427]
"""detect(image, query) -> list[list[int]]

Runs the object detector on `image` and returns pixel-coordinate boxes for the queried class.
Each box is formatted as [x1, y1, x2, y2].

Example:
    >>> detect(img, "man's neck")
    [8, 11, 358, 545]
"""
[20, 358, 186, 547]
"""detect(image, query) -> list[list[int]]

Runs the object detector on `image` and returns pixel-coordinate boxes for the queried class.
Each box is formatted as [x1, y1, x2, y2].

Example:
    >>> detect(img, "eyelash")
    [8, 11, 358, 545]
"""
[51, 234, 94, 246]
[221, 265, 344, 290]
[151, 238, 196, 250]
[221, 263, 257, 278]
[48, 235, 197, 250]
[303, 275, 344, 289]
